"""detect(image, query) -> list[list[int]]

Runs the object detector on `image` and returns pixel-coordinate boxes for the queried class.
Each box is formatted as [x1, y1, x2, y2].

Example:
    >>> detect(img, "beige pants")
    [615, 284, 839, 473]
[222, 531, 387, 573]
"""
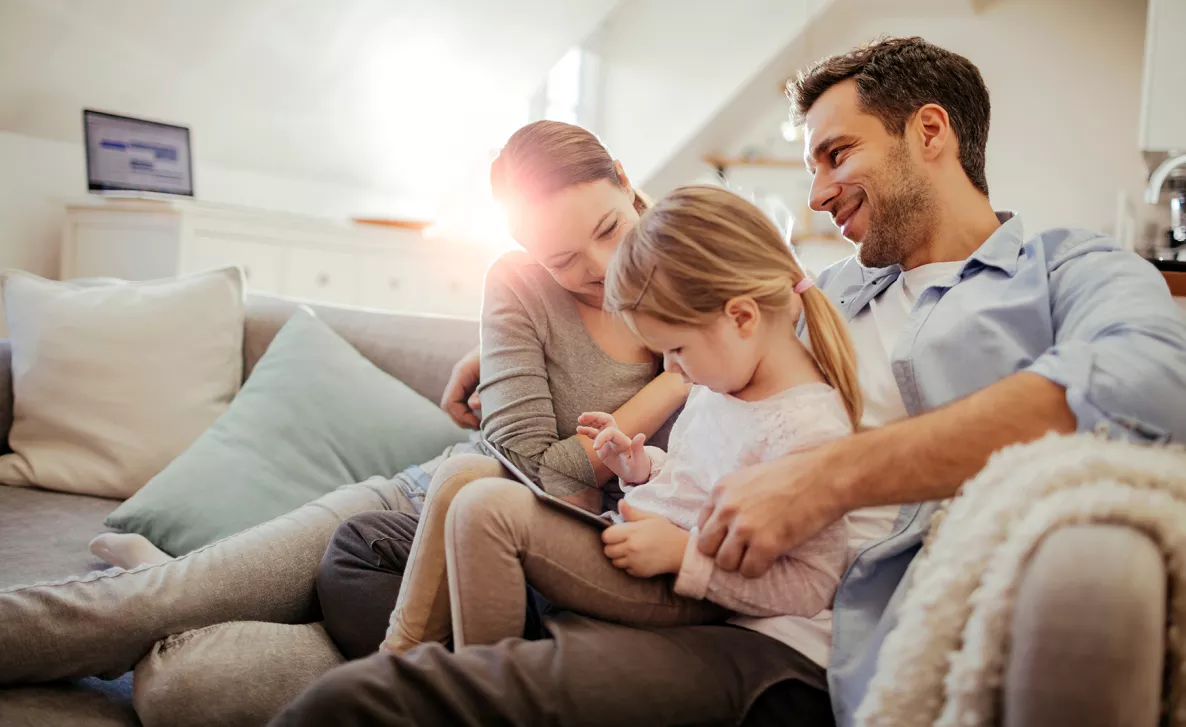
[446, 477, 726, 647]
[390, 461, 727, 651]
[384, 453, 507, 651]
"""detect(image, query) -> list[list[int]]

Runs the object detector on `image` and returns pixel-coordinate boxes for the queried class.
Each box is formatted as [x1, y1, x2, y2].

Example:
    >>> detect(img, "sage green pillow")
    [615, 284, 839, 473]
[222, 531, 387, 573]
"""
[106, 308, 467, 555]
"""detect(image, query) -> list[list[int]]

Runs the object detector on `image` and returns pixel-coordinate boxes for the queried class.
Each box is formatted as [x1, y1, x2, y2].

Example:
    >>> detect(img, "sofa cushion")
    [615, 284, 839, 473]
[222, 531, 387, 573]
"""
[105, 308, 467, 556]
[0, 268, 244, 498]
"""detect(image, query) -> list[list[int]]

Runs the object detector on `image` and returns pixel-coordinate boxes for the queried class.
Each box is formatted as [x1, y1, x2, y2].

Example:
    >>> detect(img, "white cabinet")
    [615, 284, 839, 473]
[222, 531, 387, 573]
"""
[1140, 0, 1186, 152]
[186, 234, 284, 295]
[61, 199, 491, 318]
[283, 247, 361, 306]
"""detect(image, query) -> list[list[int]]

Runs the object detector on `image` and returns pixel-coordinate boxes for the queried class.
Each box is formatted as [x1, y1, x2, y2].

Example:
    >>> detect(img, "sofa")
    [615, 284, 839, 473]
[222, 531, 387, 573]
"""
[0, 295, 478, 726]
[0, 296, 1168, 727]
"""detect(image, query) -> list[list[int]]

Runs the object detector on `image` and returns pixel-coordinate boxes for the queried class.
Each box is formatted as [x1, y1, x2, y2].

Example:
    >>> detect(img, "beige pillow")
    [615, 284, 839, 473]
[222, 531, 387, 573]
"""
[0, 268, 244, 497]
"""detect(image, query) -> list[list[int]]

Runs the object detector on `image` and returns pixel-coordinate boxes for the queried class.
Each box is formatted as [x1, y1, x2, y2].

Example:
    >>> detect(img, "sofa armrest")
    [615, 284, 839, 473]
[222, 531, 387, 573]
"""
[1004, 524, 1164, 727]
[0, 339, 11, 455]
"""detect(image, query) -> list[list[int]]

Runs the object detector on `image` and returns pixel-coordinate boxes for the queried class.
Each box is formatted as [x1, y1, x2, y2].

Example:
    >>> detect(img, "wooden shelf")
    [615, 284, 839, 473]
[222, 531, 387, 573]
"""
[703, 154, 805, 170]
[1164, 270, 1186, 297]
[351, 217, 432, 231]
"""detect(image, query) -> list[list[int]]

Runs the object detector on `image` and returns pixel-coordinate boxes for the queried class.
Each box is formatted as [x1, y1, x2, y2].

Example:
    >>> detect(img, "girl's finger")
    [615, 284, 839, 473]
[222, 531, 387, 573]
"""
[578, 412, 611, 427]
[610, 430, 633, 450]
[594, 428, 622, 451]
[576, 426, 600, 439]
[601, 524, 629, 544]
[603, 543, 628, 559]
[611, 557, 632, 570]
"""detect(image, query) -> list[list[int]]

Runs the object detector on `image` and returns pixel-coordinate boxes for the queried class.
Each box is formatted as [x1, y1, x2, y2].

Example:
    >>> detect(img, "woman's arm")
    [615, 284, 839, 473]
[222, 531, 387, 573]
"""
[579, 372, 687, 484]
[478, 256, 687, 499]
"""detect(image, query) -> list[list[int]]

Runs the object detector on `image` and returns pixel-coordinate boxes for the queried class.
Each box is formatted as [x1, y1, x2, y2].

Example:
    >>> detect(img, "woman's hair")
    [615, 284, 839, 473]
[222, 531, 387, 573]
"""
[603, 185, 863, 429]
[490, 120, 647, 214]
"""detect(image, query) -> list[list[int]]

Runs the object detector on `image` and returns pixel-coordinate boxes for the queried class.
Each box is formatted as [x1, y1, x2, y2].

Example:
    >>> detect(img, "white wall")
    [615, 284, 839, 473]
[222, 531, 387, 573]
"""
[595, 0, 829, 183]
[0, 129, 426, 337]
[700, 0, 1151, 239]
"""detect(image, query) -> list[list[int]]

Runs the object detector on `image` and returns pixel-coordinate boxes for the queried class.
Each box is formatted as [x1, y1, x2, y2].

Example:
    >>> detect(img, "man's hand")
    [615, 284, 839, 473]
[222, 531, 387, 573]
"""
[576, 412, 652, 484]
[602, 501, 688, 578]
[440, 345, 481, 429]
[698, 446, 850, 578]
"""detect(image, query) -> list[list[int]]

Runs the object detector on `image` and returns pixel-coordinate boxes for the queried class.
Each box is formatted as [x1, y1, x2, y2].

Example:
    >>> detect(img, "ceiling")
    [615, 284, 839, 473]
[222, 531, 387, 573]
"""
[0, 0, 618, 206]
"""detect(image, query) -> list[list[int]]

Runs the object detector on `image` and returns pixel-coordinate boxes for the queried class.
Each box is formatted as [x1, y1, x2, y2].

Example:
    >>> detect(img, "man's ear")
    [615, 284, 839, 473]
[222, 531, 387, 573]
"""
[914, 104, 952, 163]
[723, 297, 760, 337]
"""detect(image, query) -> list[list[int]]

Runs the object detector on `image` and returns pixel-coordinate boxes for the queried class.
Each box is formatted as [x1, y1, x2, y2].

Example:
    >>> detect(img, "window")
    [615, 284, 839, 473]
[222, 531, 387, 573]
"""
[531, 45, 597, 128]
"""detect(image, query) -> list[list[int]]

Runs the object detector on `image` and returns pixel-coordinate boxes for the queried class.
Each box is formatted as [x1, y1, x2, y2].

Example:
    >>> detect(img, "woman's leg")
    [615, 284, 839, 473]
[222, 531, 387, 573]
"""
[0, 476, 416, 684]
[445, 478, 727, 648]
[316, 510, 421, 660]
[384, 453, 507, 653]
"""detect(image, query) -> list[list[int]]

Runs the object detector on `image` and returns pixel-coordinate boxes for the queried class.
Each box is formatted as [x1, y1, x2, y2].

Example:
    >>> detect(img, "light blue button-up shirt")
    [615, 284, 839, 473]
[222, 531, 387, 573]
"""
[811, 213, 1186, 726]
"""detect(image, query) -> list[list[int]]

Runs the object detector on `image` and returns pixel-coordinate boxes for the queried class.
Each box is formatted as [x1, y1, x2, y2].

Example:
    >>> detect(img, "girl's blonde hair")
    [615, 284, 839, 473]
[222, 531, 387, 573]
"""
[604, 185, 863, 429]
[490, 120, 648, 215]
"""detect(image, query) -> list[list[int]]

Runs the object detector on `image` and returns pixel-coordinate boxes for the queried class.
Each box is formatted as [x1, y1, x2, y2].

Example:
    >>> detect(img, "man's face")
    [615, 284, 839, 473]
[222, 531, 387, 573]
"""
[803, 80, 936, 268]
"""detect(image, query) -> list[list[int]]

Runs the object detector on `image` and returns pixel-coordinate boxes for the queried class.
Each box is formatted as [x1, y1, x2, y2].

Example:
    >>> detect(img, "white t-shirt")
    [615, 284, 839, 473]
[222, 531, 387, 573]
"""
[765, 261, 963, 665]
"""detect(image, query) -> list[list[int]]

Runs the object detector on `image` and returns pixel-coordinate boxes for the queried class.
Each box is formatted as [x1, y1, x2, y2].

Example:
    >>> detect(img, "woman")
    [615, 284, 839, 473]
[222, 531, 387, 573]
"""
[0, 121, 688, 707]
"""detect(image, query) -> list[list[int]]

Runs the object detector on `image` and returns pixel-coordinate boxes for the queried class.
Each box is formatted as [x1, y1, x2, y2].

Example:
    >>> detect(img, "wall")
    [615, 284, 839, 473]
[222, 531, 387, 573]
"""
[693, 0, 1151, 242]
[595, 0, 828, 183]
[0, 129, 419, 336]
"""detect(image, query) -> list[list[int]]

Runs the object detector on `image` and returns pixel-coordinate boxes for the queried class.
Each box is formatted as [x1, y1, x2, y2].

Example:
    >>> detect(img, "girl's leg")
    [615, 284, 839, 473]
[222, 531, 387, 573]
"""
[383, 453, 507, 653]
[0, 476, 416, 684]
[444, 478, 727, 648]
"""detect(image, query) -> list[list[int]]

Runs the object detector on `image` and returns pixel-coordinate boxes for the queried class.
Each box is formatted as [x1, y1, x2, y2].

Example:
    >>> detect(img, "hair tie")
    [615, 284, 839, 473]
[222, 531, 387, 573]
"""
[630, 265, 658, 310]
[793, 277, 815, 295]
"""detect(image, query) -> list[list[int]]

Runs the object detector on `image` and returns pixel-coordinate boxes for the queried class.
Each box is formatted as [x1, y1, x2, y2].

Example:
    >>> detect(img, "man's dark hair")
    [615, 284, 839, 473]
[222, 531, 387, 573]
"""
[788, 36, 991, 196]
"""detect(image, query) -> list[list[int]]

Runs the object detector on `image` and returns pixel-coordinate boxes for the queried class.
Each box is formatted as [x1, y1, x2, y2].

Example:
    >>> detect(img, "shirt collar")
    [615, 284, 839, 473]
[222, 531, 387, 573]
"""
[966, 211, 1024, 277]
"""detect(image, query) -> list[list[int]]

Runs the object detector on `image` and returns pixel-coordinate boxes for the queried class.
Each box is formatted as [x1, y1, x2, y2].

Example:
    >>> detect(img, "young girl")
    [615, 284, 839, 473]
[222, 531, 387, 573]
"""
[432, 185, 864, 658]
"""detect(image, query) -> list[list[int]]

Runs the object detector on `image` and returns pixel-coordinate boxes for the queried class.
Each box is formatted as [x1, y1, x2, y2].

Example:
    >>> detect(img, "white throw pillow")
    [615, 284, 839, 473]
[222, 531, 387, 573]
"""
[0, 268, 244, 498]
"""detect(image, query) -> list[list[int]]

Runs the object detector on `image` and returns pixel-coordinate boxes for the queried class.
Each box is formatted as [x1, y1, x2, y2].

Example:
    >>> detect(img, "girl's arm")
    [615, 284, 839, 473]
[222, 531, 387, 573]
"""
[479, 256, 687, 499]
[675, 390, 854, 616]
[578, 373, 687, 484]
[674, 520, 847, 617]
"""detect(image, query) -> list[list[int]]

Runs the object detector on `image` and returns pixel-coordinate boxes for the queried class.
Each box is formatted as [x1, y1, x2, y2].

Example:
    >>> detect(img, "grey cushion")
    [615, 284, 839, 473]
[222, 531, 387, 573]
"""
[0, 484, 119, 589]
[105, 308, 467, 556]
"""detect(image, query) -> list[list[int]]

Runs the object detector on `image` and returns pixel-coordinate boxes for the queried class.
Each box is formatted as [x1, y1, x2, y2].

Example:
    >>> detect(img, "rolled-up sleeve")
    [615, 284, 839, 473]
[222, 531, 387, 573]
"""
[1025, 243, 1186, 443]
[477, 257, 597, 496]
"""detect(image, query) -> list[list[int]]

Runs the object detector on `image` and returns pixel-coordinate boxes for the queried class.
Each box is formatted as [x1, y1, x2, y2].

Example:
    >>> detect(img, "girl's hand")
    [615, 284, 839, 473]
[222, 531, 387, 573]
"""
[602, 501, 689, 578]
[577, 412, 652, 484]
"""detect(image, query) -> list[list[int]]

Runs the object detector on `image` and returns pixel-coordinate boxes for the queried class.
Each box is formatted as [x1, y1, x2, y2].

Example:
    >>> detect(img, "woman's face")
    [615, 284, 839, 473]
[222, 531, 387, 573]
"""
[505, 177, 639, 307]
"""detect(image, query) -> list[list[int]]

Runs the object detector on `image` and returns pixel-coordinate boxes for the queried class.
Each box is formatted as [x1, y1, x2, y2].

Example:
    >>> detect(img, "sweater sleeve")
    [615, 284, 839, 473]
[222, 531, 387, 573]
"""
[477, 255, 597, 497]
[674, 521, 847, 617]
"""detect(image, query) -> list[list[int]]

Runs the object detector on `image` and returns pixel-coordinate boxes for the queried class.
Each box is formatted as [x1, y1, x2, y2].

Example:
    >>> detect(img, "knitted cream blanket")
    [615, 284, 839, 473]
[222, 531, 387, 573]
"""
[855, 433, 1186, 727]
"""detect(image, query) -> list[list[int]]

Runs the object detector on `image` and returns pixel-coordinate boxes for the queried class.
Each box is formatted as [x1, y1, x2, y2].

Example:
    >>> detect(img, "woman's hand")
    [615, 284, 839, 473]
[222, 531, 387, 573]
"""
[577, 412, 652, 484]
[602, 501, 688, 578]
[440, 345, 481, 429]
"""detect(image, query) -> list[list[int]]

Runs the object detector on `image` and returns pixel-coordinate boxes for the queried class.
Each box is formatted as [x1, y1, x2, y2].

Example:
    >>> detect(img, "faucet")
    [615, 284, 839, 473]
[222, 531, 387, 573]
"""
[1145, 153, 1186, 244]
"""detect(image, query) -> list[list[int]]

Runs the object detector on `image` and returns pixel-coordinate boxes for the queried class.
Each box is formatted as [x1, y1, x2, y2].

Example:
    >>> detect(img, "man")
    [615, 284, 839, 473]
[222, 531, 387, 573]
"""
[275, 37, 1186, 727]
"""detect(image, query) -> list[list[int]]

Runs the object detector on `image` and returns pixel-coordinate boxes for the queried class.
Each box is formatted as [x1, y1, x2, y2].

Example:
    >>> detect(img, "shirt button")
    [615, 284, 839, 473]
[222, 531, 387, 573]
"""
[1094, 421, 1111, 436]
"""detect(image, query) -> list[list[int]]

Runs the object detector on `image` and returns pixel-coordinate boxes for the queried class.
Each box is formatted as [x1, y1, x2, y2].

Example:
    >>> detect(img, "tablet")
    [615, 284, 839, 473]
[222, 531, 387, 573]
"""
[480, 437, 614, 530]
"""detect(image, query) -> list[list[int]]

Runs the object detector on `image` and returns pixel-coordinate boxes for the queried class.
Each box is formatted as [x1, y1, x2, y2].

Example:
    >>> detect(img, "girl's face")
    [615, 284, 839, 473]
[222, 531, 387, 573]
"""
[505, 177, 639, 307]
[632, 304, 763, 395]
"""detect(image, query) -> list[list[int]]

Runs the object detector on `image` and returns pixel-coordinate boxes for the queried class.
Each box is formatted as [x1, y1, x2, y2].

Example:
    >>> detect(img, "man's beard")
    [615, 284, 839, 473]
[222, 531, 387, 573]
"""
[856, 143, 936, 269]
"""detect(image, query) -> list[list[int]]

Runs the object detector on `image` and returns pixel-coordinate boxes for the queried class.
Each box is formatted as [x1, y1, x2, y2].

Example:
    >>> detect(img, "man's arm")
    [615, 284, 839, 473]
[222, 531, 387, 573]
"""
[698, 372, 1074, 577]
[700, 240, 1186, 578]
